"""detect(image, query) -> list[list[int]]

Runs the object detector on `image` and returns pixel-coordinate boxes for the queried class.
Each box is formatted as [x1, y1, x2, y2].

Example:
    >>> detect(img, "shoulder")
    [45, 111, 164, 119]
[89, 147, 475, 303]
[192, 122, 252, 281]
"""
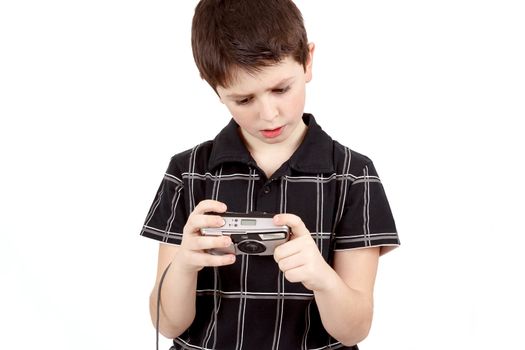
[332, 140, 374, 175]
[165, 140, 215, 177]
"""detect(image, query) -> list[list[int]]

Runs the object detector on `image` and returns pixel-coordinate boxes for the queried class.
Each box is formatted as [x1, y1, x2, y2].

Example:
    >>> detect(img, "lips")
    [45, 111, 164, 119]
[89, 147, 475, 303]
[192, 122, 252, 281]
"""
[261, 126, 284, 139]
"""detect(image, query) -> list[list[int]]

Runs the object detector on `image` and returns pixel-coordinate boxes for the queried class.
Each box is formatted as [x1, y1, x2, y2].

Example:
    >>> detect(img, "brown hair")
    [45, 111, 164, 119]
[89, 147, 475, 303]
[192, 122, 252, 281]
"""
[191, 0, 309, 90]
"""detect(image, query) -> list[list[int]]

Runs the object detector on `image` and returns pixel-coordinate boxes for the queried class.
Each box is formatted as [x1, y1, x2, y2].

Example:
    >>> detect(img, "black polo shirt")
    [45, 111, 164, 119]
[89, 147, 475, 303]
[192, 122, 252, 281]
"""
[141, 114, 399, 350]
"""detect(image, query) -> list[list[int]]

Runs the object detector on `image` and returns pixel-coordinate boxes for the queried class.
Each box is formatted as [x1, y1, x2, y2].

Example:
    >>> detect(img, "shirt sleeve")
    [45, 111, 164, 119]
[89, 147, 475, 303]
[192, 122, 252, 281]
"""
[140, 159, 187, 245]
[333, 160, 400, 255]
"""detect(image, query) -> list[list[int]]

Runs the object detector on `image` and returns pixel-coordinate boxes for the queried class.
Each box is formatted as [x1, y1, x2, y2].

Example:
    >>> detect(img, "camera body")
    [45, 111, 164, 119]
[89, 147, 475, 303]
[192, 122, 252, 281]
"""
[201, 212, 290, 256]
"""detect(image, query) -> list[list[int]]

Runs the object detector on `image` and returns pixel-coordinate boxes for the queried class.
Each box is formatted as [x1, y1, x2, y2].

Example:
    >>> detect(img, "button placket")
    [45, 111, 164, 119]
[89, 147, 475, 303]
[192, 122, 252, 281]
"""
[262, 177, 278, 195]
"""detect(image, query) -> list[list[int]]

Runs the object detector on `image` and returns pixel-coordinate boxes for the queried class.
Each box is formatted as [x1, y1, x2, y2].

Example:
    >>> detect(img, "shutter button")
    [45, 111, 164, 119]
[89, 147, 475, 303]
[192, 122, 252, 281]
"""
[263, 185, 271, 194]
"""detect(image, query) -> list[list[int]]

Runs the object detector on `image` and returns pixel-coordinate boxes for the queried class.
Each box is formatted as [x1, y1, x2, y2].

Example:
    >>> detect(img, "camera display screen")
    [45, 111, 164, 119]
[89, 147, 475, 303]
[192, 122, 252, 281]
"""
[241, 219, 257, 226]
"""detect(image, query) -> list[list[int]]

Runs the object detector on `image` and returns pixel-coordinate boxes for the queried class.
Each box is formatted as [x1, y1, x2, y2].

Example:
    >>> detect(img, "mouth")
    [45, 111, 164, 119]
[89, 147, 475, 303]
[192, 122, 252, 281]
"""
[261, 126, 284, 139]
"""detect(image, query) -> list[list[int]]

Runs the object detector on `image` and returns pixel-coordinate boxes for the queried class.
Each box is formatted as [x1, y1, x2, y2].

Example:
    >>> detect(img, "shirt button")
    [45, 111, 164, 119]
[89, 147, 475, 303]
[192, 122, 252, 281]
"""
[263, 185, 271, 194]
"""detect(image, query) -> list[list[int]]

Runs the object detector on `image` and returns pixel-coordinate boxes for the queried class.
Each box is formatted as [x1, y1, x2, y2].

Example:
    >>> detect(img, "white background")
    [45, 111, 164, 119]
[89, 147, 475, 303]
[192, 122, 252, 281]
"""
[1, 1, 524, 349]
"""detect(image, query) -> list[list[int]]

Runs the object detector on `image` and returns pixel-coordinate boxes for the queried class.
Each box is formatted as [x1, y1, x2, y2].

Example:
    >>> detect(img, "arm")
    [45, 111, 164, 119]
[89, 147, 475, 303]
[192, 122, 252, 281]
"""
[313, 248, 379, 346]
[149, 244, 197, 339]
[273, 214, 379, 346]
[149, 200, 236, 339]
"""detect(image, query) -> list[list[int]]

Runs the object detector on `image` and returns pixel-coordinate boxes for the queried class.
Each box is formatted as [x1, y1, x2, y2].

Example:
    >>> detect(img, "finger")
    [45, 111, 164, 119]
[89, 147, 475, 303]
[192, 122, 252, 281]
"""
[276, 253, 305, 273]
[192, 200, 228, 215]
[185, 213, 226, 234]
[184, 234, 233, 251]
[273, 213, 309, 237]
[273, 238, 302, 262]
[274, 233, 321, 266]
[191, 251, 236, 267]
[283, 266, 305, 284]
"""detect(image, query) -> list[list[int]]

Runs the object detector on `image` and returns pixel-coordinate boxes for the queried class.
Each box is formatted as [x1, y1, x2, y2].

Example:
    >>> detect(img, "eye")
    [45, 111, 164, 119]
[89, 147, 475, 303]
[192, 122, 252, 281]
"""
[273, 86, 290, 94]
[235, 97, 253, 106]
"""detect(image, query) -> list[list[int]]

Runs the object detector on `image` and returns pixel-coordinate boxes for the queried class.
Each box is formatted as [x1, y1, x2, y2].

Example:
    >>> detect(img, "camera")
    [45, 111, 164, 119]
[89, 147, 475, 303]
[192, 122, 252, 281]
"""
[201, 212, 290, 256]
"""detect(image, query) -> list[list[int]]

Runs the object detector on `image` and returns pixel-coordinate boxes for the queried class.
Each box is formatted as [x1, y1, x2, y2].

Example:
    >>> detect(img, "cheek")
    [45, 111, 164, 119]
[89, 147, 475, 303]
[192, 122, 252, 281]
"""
[227, 107, 255, 129]
[284, 88, 306, 115]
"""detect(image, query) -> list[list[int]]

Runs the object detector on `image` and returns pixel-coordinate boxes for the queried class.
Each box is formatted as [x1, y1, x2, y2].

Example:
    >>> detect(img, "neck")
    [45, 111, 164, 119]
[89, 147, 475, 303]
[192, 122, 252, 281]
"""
[242, 121, 308, 178]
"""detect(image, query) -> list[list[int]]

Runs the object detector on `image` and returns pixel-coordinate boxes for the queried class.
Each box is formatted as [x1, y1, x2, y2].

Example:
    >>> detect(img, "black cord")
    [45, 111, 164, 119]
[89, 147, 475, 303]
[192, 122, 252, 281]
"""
[156, 262, 172, 350]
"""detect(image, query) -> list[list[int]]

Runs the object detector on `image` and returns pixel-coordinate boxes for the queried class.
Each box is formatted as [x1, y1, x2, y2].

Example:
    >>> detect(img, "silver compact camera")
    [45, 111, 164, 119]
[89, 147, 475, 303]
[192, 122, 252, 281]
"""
[201, 212, 290, 256]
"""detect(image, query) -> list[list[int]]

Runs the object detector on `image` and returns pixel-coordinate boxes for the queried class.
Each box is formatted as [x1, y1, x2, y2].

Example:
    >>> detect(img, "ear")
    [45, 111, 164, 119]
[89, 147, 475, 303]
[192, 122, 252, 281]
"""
[305, 42, 315, 83]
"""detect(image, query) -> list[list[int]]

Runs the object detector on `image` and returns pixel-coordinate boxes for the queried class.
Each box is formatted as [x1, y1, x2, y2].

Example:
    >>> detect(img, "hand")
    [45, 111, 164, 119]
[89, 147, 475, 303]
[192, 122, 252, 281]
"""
[273, 214, 333, 291]
[175, 200, 236, 272]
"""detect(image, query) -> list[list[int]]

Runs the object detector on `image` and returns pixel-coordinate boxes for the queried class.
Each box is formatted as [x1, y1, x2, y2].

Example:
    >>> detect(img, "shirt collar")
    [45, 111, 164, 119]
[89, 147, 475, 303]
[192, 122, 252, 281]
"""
[208, 113, 334, 174]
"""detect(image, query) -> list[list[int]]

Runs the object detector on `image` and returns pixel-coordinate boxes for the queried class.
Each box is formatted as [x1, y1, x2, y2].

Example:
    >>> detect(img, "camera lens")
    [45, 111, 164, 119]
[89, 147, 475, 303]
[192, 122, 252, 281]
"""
[238, 240, 266, 254]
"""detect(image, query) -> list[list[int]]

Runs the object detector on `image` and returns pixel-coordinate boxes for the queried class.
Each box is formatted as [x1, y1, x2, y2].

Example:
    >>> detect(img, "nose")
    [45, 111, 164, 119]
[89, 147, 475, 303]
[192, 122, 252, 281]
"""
[257, 96, 278, 122]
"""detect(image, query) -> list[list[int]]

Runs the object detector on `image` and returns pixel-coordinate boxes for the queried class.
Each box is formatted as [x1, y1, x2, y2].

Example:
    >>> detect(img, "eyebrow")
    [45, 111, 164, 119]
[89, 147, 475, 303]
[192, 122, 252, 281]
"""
[226, 77, 295, 99]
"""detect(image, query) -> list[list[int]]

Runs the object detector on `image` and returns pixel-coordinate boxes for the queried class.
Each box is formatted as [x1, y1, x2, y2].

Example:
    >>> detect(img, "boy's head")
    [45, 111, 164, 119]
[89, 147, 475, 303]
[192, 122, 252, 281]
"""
[191, 0, 310, 91]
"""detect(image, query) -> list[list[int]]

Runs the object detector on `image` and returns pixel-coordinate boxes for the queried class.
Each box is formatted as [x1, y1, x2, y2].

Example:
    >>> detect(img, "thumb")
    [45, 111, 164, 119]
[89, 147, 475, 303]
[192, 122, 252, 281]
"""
[274, 213, 309, 238]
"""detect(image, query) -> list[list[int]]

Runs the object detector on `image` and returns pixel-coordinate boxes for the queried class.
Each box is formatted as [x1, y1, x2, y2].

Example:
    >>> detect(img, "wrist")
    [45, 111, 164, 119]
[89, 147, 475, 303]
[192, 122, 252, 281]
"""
[170, 249, 201, 275]
[313, 263, 340, 293]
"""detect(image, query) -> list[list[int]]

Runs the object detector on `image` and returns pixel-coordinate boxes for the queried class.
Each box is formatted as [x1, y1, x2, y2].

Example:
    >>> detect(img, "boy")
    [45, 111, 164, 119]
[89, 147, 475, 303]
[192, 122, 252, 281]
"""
[141, 0, 399, 349]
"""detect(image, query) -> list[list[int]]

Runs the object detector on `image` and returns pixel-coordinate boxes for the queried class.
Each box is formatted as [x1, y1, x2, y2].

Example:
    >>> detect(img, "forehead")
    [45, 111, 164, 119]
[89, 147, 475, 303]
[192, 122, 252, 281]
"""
[218, 57, 304, 96]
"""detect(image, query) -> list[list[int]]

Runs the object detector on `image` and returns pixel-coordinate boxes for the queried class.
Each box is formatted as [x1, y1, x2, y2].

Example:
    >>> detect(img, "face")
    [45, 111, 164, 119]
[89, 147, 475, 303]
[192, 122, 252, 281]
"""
[216, 45, 314, 151]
